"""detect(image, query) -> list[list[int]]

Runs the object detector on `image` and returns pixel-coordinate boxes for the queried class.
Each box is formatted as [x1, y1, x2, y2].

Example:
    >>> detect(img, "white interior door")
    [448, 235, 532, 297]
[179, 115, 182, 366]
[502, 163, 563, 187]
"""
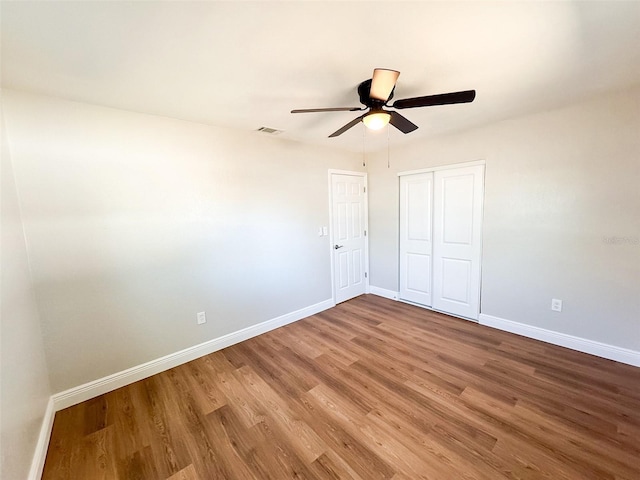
[399, 173, 433, 305]
[331, 173, 367, 304]
[432, 165, 484, 319]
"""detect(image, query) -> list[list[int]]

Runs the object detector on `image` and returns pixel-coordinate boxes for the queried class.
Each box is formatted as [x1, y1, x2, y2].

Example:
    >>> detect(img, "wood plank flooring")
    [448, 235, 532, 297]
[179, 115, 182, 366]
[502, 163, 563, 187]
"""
[42, 295, 640, 479]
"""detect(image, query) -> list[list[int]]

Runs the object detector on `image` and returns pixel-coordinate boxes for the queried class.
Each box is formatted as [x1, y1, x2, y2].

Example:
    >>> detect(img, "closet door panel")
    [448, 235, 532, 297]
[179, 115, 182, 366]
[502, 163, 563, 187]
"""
[432, 165, 484, 319]
[440, 258, 471, 303]
[399, 173, 433, 305]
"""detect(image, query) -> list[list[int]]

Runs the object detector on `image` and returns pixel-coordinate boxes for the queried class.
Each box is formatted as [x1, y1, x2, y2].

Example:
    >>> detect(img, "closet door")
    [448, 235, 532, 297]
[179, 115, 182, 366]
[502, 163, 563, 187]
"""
[432, 165, 484, 319]
[399, 173, 433, 305]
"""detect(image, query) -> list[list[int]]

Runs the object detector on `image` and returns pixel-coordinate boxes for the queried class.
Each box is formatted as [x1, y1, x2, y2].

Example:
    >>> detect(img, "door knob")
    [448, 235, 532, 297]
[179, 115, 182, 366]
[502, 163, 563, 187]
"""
[334, 244, 344, 250]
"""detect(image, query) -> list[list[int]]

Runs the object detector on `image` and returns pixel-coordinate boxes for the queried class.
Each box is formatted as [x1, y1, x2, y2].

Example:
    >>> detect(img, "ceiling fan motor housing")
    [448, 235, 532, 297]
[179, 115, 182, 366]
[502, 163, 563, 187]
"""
[358, 79, 394, 108]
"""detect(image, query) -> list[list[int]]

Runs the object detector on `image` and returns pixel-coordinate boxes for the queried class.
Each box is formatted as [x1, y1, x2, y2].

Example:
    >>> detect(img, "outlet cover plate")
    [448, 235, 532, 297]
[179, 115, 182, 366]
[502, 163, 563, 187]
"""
[197, 311, 207, 324]
[551, 299, 562, 312]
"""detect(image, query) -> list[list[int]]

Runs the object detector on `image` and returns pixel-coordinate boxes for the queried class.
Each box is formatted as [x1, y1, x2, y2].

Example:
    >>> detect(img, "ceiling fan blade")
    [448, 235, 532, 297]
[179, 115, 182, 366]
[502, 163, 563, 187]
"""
[392, 90, 476, 110]
[328, 115, 365, 138]
[370, 68, 400, 102]
[291, 107, 364, 113]
[389, 111, 418, 134]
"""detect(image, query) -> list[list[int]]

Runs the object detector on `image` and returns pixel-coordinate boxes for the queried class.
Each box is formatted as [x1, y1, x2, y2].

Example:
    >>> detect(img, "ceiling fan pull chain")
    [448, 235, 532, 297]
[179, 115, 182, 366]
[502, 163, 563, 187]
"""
[362, 123, 366, 167]
[387, 124, 390, 169]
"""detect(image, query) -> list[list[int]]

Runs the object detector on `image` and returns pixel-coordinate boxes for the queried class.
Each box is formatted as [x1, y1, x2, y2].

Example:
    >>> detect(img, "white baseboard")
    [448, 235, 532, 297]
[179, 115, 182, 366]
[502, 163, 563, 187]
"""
[479, 313, 640, 367]
[28, 397, 55, 480]
[368, 289, 638, 367]
[368, 286, 399, 300]
[52, 298, 334, 411]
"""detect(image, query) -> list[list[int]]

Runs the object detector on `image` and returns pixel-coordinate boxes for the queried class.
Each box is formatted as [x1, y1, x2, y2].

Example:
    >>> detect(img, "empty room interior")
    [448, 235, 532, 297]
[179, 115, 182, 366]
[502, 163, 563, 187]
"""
[2, 2, 639, 479]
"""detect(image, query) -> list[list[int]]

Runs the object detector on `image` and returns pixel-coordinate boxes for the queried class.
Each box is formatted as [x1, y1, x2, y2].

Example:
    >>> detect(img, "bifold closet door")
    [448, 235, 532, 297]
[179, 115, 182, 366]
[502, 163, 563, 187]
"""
[432, 165, 484, 319]
[399, 172, 433, 305]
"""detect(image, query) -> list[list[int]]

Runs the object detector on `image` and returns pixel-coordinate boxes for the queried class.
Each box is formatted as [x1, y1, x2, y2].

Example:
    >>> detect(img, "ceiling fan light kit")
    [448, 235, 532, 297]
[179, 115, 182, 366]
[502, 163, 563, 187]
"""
[362, 110, 391, 130]
[291, 68, 476, 137]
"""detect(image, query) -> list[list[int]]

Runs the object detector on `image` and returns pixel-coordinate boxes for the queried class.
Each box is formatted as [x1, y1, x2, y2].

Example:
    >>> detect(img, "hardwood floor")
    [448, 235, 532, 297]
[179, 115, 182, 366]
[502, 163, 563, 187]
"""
[42, 295, 640, 479]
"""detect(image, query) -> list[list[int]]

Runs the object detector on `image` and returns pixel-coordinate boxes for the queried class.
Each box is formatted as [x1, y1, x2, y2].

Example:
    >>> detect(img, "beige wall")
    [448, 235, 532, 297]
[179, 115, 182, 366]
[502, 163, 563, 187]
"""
[1, 106, 52, 480]
[3, 90, 362, 392]
[367, 86, 640, 351]
[2, 84, 638, 478]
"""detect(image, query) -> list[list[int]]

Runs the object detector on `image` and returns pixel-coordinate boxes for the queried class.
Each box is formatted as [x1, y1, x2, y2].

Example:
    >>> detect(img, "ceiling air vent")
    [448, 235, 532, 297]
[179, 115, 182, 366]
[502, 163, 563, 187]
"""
[256, 126, 283, 135]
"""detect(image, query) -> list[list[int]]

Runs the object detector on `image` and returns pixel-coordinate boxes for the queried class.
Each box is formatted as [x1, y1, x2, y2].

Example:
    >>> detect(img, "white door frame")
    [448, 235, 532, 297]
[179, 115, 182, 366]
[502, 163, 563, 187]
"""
[328, 169, 369, 305]
[397, 159, 486, 177]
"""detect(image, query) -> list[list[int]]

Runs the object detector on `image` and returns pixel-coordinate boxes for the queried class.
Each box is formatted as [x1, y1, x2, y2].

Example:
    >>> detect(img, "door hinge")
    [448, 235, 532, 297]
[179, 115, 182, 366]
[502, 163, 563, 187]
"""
[365, 272, 368, 278]
[364, 186, 366, 193]
[364, 230, 367, 236]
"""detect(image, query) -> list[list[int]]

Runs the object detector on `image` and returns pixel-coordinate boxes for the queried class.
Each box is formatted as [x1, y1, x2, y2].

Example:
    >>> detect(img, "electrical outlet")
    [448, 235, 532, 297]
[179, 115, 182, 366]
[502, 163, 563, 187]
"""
[197, 311, 207, 324]
[551, 299, 562, 312]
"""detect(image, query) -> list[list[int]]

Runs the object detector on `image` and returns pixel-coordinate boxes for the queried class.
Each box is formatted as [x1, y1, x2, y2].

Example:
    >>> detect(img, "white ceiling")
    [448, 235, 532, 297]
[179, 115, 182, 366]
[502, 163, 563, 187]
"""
[2, 1, 640, 152]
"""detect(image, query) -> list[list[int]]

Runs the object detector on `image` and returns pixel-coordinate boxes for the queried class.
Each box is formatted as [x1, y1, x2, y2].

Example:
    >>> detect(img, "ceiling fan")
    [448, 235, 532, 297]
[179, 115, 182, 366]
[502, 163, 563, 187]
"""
[291, 69, 476, 137]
